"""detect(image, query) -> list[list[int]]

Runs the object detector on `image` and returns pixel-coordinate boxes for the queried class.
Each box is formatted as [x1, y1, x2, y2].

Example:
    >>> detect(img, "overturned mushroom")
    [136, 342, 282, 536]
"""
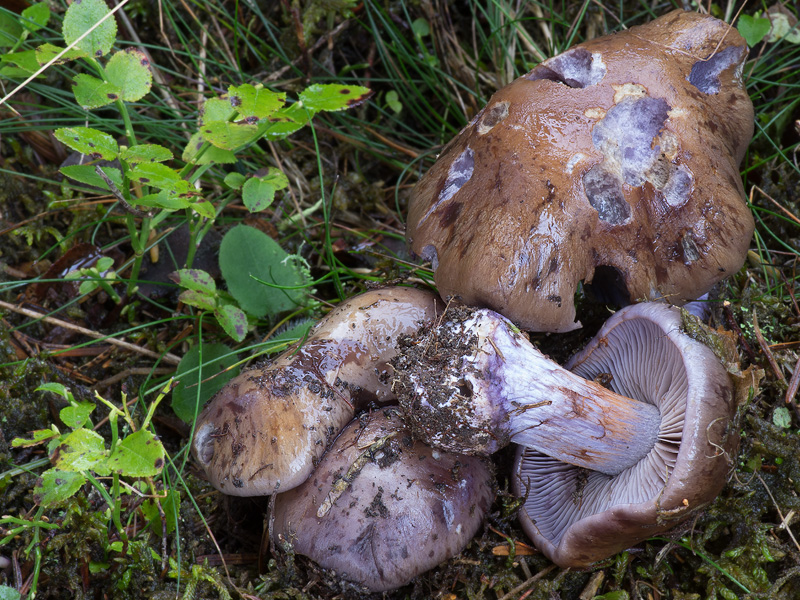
[192, 287, 442, 496]
[271, 407, 494, 592]
[393, 302, 734, 480]
[512, 302, 739, 567]
[407, 10, 754, 332]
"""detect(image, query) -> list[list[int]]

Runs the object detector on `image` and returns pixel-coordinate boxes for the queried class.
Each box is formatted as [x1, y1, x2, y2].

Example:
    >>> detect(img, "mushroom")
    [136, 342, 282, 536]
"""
[512, 302, 739, 567]
[392, 302, 734, 480]
[406, 10, 754, 332]
[191, 287, 442, 496]
[270, 407, 494, 592]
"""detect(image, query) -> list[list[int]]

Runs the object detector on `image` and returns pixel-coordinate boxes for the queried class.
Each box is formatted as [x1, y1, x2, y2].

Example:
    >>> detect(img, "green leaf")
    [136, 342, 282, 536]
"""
[55, 127, 119, 160]
[738, 14, 771, 46]
[241, 168, 289, 212]
[178, 289, 217, 312]
[103, 429, 165, 477]
[1, 49, 40, 75]
[171, 344, 239, 422]
[60, 402, 95, 429]
[200, 97, 236, 123]
[62, 0, 116, 58]
[171, 269, 216, 294]
[136, 191, 190, 210]
[385, 90, 402, 114]
[105, 48, 153, 102]
[228, 83, 285, 118]
[36, 382, 72, 400]
[214, 304, 249, 342]
[200, 120, 259, 150]
[0, 12, 23, 48]
[224, 172, 247, 190]
[60, 164, 123, 192]
[73, 73, 121, 109]
[262, 104, 309, 140]
[36, 43, 87, 65]
[299, 83, 372, 113]
[129, 163, 189, 194]
[773, 406, 792, 429]
[141, 489, 180, 534]
[22, 3, 50, 33]
[51, 428, 107, 472]
[181, 132, 237, 165]
[120, 144, 172, 164]
[34, 469, 86, 507]
[11, 428, 59, 448]
[190, 200, 216, 219]
[219, 225, 311, 318]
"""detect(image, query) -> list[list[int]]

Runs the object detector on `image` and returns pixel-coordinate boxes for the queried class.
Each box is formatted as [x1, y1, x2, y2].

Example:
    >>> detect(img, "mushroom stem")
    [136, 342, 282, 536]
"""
[394, 308, 661, 475]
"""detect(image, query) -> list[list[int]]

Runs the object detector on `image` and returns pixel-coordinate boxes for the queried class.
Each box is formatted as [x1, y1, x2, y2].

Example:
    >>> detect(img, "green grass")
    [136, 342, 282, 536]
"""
[0, 0, 799, 598]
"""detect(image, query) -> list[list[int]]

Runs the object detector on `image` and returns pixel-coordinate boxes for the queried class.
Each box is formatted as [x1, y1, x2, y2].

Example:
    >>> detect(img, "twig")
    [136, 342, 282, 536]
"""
[265, 19, 351, 82]
[497, 565, 557, 600]
[786, 355, 800, 406]
[753, 314, 786, 384]
[0, 300, 181, 365]
[756, 473, 800, 553]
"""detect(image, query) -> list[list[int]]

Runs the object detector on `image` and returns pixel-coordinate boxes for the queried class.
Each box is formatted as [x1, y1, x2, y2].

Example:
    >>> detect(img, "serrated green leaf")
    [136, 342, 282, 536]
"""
[120, 144, 172, 164]
[60, 402, 95, 430]
[224, 172, 246, 189]
[171, 268, 216, 293]
[215, 303, 248, 342]
[172, 344, 239, 422]
[190, 200, 216, 219]
[103, 429, 164, 477]
[200, 120, 259, 150]
[242, 168, 289, 212]
[228, 83, 285, 118]
[105, 48, 153, 102]
[299, 83, 372, 113]
[129, 163, 189, 194]
[200, 97, 236, 124]
[62, 0, 116, 58]
[73, 73, 121, 109]
[11, 428, 59, 448]
[52, 428, 107, 472]
[182, 132, 237, 165]
[219, 225, 310, 318]
[36, 43, 87, 64]
[34, 469, 86, 507]
[22, 3, 50, 33]
[60, 164, 123, 192]
[738, 14, 771, 46]
[55, 127, 119, 160]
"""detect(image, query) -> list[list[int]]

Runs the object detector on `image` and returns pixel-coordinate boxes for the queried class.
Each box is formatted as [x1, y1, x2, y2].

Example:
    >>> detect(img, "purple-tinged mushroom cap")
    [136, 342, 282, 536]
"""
[406, 10, 754, 332]
[512, 302, 739, 568]
[191, 287, 442, 496]
[270, 407, 494, 592]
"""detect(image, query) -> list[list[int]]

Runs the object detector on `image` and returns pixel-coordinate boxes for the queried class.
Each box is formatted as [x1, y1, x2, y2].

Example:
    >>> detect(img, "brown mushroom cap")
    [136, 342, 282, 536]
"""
[191, 287, 442, 496]
[270, 407, 494, 592]
[407, 10, 754, 332]
[512, 302, 738, 567]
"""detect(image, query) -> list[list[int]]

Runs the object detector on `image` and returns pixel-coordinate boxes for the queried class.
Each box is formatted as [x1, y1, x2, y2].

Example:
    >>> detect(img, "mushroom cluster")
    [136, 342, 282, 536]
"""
[191, 287, 496, 590]
[190, 9, 758, 590]
[406, 10, 754, 333]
